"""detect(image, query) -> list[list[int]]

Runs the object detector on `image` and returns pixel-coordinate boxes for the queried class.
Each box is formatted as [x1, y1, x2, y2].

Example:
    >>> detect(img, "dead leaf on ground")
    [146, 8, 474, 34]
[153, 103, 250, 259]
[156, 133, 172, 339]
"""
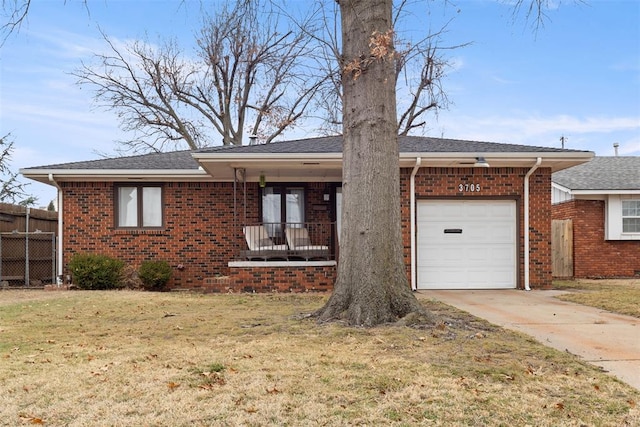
[18, 414, 44, 424]
[167, 382, 180, 391]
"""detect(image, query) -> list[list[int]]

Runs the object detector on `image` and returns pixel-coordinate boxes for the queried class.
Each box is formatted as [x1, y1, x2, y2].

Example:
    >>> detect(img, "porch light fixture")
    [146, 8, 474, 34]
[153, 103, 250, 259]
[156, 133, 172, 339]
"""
[259, 173, 266, 188]
[474, 157, 490, 168]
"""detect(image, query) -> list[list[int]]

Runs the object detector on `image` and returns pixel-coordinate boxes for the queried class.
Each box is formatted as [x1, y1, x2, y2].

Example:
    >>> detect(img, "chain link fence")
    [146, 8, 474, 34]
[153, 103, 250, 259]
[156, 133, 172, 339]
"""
[0, 232, 56, 287]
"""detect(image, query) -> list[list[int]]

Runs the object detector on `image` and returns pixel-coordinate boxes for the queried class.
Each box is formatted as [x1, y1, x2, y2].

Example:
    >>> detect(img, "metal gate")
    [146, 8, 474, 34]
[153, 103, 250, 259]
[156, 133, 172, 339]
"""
[0, 232, 56, 287]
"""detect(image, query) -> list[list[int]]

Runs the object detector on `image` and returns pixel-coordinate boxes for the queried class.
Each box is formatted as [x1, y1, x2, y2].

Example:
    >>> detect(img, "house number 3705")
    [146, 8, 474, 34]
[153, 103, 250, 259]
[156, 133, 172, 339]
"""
[458, 183, 481, 192]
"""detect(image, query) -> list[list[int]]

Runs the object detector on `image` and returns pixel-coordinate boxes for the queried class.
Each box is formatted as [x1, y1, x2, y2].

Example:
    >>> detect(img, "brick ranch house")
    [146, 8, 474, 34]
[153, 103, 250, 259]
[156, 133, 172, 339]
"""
[552, 156, 640, 278]
[22, 136, 592, 292]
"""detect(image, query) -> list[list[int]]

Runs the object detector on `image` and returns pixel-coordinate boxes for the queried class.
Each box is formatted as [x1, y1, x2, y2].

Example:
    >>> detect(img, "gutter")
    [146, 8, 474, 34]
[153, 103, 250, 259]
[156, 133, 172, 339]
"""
[410, 157, 422, 291]
[523, 158, 542, 291]
[48, 174, 64, 286]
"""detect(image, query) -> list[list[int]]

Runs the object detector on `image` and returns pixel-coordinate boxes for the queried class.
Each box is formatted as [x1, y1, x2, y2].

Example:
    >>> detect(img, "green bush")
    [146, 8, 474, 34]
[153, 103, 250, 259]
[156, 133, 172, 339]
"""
[138, 260, 172, 291]
[68, 253, 125, 290]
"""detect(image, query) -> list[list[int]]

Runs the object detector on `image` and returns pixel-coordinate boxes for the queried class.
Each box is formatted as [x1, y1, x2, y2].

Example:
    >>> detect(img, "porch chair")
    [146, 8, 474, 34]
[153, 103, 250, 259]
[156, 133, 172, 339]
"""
[285, 226, 330, 260]
[241, 225, 288, 260]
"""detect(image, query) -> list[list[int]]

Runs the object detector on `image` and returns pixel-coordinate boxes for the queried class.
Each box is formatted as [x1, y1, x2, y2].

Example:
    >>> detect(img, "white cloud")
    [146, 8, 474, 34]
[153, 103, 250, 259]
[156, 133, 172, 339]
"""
[434, 112, 640, 155]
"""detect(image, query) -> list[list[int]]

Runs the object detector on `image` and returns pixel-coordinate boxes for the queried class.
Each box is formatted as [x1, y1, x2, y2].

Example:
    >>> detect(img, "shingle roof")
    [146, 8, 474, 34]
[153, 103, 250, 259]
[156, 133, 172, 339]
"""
[552, 156, 640, 191]
[27, 150, 200, 170]
[26, 135, 589, 170]
[197, 135, 585, 155]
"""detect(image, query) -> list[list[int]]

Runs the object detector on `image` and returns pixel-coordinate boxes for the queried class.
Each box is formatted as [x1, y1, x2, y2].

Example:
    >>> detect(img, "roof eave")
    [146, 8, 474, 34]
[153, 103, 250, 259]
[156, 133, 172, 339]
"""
[20, 168, 209, 185]
[569, 189, 640, 195]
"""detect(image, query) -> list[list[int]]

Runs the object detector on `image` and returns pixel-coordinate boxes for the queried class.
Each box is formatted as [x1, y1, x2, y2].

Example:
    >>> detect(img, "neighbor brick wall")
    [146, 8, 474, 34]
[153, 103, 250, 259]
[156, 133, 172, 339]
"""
[401, 167, 552, 289]
[552, 199, 640, 278]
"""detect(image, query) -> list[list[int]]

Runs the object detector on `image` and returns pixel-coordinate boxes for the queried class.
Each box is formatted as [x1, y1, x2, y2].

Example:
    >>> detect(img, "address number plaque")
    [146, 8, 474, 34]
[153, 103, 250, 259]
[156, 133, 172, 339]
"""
[458, 183, 481, 192]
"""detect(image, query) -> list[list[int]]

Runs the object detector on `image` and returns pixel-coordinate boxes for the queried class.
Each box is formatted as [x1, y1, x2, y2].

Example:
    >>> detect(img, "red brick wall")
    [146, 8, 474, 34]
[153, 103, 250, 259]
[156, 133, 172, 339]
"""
[552, 199, 640, 278]
[61, 167, 553, 291]
[61, 181, 334, 291]
[401, 167, 552, 289]
[227, 265, 336, 293]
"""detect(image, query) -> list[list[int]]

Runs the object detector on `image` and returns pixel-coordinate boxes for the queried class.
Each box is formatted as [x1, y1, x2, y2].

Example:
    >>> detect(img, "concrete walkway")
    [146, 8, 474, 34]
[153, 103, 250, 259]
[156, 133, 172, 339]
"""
[421, 289, 640, 390]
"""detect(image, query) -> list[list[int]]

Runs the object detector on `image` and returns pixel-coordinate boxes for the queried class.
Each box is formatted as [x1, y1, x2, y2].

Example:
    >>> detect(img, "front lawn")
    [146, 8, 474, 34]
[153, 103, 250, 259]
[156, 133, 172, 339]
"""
[0, 290, 637, 426]
[553, 278, 640, 318]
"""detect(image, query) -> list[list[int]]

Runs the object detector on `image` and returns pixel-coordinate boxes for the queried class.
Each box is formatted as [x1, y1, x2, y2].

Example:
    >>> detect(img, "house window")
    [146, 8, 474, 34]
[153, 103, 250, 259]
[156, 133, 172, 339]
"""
[622, 200, 640, 233]
[116, 185, 163, 228]
[261, 186, 305, 236]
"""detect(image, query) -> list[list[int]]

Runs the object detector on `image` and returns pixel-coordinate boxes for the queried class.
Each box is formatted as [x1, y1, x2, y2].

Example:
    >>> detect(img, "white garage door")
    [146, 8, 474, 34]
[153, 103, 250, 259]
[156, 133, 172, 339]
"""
[417, 199, 517, 289]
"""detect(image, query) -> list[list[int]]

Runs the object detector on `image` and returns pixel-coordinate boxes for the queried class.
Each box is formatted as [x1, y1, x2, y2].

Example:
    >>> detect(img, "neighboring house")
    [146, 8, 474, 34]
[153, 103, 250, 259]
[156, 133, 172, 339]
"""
[21, 136, 592, 292]
[552, 156, 640, 278]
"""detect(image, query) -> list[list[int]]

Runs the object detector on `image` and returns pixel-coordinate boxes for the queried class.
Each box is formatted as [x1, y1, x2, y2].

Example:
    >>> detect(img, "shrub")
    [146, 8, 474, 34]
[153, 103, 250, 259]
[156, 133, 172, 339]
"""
[68, 253, 125, 290]
[138, 260, 172, 291]
[120, 264, 143, 290]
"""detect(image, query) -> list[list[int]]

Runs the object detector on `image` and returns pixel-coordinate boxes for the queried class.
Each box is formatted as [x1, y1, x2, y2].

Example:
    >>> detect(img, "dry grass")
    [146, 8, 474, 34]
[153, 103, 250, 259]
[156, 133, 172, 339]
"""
[0, 290, 638, 426]
[553, 278, 640, 318]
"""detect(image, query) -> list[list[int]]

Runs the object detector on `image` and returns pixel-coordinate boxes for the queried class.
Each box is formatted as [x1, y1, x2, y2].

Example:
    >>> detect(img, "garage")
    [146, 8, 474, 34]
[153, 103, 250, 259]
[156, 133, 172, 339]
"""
[416, 199, 517, 289]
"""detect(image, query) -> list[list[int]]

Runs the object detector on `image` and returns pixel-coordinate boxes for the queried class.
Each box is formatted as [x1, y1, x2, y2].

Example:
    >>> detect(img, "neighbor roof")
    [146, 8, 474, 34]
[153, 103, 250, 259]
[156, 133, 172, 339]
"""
[552, 156, 640, 191]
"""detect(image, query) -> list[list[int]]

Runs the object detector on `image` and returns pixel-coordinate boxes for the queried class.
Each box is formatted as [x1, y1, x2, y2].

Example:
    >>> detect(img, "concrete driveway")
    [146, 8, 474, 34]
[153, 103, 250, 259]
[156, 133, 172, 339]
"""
[421, 289, 640, 390]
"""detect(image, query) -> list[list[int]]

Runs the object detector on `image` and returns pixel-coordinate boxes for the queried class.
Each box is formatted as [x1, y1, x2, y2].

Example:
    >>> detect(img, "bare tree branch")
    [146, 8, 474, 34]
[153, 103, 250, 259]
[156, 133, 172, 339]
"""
[1, 0, 30, 47]
[0, 133, 36, 205]
[74, 1, 323, 152]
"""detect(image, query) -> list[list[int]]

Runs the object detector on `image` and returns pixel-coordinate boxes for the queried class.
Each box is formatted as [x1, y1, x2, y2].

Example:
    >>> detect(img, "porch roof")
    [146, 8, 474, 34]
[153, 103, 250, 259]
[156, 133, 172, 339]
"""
[21, 136, 593, 185]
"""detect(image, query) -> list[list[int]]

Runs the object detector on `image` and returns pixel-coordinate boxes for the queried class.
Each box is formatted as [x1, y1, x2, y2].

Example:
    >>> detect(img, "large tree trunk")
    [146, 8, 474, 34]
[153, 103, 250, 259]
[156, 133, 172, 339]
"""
[315, 0, 428, 327]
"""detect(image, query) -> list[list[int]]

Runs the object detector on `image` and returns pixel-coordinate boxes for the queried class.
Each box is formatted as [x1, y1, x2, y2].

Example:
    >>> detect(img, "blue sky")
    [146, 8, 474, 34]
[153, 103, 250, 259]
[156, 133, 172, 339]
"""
[1, 0, 639, 206]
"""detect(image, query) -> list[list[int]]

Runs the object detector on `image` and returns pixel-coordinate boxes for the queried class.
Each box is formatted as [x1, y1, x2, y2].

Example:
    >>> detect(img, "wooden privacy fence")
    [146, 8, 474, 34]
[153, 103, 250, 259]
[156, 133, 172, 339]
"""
[552, 219, 573, 278]
[0, 203, 58, 234]
[0, 203, 58, 287]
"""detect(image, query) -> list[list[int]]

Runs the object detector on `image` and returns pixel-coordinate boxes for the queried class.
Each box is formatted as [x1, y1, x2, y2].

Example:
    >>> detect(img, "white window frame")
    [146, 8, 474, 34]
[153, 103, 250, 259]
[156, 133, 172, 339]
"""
[606, 195, 640, 240]
[622, 199, 640, 234]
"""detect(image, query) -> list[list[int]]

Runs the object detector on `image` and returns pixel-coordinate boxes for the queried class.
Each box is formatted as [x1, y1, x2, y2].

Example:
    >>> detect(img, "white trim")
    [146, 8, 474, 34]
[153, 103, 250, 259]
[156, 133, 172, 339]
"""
[551, 182, 572, 193]
[607, 195, 640, 240]
[21, 168, 208, 176]
[228, 260, 336, 268]
[409, 157, 422, 291]
[48, 174, 64, 285]
[566, 189, 640, 195]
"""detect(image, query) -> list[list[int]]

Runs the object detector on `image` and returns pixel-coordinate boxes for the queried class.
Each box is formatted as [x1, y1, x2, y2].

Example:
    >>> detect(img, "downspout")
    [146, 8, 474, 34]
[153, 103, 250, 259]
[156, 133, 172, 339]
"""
[25, 207, 30, 286]
[410, 157, 422, 291]
[523, 158, 542, 291]
[48, 174, 63, 286]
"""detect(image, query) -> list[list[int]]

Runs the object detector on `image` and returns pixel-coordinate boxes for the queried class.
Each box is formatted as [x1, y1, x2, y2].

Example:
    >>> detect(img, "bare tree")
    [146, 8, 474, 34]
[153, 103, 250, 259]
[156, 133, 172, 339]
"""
[0, 0, 30, 46]
[314, 0, 430, 326]
[302, 1, 461, 137]
[394, 19, 464, 135]
[73, 1, 324, 152]
[315, 0, 569, 327]
[0, 133, 36, 206]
